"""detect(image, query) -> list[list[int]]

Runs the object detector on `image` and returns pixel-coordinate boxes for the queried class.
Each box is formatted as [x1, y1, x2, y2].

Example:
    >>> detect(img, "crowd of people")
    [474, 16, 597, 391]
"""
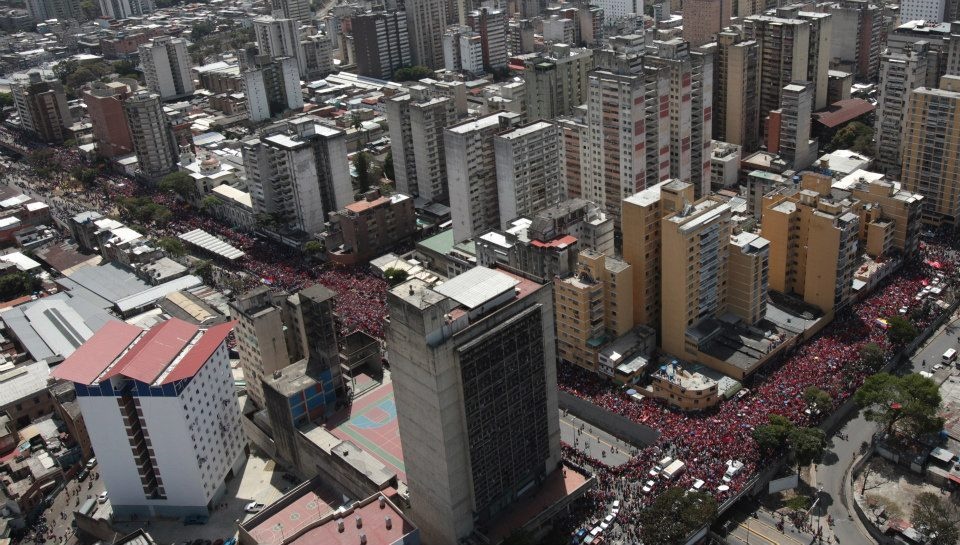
[557, 237, 960, 537]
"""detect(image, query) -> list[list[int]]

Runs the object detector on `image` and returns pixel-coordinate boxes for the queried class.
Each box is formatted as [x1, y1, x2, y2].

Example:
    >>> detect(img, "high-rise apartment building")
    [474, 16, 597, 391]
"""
[555, 250, 633, 373]
[83, 81, 135, 158]
[466, 7, 508, 70]
[824, 0, 882, 81]
[712, 27, 760, 151]
[11, 71, 73, 144]
[123, 91, 178, 181]
[947, 21, 960, 76]
[241, 54, 303, 122]
[51, 320, 244, 518]
[901, 0, 947, 22]
[682, 0, 733, 46]
[406, 0, 449, 68]
[777, 81, 816, 170]
[840, 176, 924, 257]
[728, 232, 770, 325]
[445, 112, 521, 242]
[796, 10, 832, 111]
[660, 196, 733, 357]
[386, 86, 457, 203]
[98, 0, 153, 19]
[621, 180, 694, 330]
[558, 115, 588, 199]
[253, 15, 306, 77]
[507, 18, 536, 56]
[270, 0, 310, 22]
[26, 0, 82, 21]
[139, 37, 194, 100]
[322, 189, 417, 265]
[645, 38, 714, 198]
[875, 43, 934, 175]
[386, 266, 560, 544]
[494, 121, 563, 227]
[515, 45, 594, 121]
[242, 117, 351, 233]
[761, 172, 860, 313]
[300, 33, 334, 80]
[900, 75, 960, 226]
[229, 288, 296, 409]
[352, 11, 411, 81]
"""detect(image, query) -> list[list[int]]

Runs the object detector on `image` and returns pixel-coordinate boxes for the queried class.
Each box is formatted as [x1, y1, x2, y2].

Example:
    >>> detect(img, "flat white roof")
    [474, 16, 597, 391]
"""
[434, 267, 518, 309]
[179, 228, 245, 260]
[1, 251, 41, 271]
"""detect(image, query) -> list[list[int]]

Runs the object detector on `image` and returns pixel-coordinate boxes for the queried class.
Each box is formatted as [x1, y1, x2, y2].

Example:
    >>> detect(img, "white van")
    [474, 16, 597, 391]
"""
[942, 348, 957, 365]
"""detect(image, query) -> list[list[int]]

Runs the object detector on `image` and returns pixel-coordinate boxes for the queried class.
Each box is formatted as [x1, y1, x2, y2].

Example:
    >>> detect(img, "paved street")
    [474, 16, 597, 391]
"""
[559, 411, 635, 467]
[723, 508, 818, 545]
[32, 465, 106, 545]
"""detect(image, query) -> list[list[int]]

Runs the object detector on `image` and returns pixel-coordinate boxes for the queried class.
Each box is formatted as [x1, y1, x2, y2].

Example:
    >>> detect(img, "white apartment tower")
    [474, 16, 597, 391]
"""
[253, 15, 307, 78]
[123, 90, 178, 182]
[51, 320, 245, 518]
[386, 86, 458, 202]
[242, 55, 303, 122]
[494, 121, 564, 227]
[406, 0, 449, 68]
[875, 43, 933, 175]
[139, 37, 194, 100]
[900, 0, 947, 22]
[271, 0, 311, 22]
[445, 112, 521, 242]
[98, 0, 153, 19]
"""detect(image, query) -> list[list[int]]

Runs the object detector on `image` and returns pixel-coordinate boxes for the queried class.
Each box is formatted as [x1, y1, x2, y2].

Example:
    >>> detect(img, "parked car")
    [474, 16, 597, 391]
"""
[244, 502, 265, 513]
[77, 469, 89, 482]
[97, 491, 108, 504]
[85, 458, 97, 470]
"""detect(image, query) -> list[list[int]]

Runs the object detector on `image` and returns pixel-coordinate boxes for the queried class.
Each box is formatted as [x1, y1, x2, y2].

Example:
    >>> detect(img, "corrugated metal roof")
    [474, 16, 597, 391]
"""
[161, 321, 234, 384]
[434, 267, 519, 309]
[51, 321, 144, 385]
[179, 229, 245, 261]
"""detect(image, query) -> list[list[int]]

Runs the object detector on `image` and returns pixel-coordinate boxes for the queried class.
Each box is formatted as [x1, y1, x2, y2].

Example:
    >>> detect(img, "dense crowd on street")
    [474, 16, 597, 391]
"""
[558, 238, 960, 538]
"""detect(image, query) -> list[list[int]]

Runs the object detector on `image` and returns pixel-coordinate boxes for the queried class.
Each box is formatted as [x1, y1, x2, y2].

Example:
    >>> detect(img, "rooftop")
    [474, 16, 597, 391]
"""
[179, 228, 245, 261]
[814, 98, 875, 128]
[434, 267, 520, 310]
[0, 360, 50, 408]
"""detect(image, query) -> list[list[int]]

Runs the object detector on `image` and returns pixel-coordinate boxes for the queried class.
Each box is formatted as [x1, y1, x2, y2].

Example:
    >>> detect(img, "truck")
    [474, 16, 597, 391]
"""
[662, 459, 686, 480]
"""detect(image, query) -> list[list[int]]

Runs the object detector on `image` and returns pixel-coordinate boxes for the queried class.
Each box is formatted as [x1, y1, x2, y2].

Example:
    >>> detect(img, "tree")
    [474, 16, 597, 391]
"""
[71, 166, 97, 186]
[157, 237, 186, 257]
[855, 373, 943, 436]
[887, 315, 919, 345]
[0, 272, 41, 301]
[827, 121, 874, 156]
[112, 59, 137, 75]
[194, 260, 213, 284]
[304, 240, 324, 255]
[803, 387, 833, 414]
[201, 195, 220, 210]
[912, 492, 960, 545]
[383, 150, 395, 181]
[393, 65, 432, 81]
[788, 427, 826, 470]
[158, 171, 196, 199]
[638, 488, 717, 545]
[191, 21, 216, 42]
[753, 414, 794, 453]
[860, 342, 885, 371]
[383, 267, 409, 287]
[353, 152, 372, 193]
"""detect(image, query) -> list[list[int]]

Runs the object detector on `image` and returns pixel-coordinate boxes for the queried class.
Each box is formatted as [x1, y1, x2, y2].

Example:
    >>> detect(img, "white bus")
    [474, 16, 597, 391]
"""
[942, 348, 957, 365]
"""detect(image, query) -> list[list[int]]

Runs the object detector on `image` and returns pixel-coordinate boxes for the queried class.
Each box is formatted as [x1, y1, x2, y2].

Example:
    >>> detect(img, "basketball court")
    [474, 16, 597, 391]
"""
[326, 381, 406, 480]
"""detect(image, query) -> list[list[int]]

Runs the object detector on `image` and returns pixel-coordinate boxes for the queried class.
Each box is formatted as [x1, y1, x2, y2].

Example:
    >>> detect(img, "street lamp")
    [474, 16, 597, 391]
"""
[275, 523, 284, 544]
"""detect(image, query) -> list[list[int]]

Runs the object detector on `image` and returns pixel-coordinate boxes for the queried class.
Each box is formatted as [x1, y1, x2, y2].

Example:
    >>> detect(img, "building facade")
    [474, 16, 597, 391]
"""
[83, 81, 135, 159]
[11, 71, 73, 144]
[713, 26, 760, 152]
[139, 37, 194, 100]
[322, 190, 417, 265]
[123, 91, 179, 182]
[494, 121, 563, 227]
[353, 11, 411, 81]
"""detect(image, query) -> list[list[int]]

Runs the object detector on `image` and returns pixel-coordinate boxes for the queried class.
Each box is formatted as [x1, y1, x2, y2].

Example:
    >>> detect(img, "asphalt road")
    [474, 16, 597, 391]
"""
[559, 411, 635, 467]
[816, 312, 960, 545]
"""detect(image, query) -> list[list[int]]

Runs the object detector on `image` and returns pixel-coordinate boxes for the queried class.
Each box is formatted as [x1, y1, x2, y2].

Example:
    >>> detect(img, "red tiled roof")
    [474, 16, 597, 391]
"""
[529, 235, 577, 249]
[51, 321, 144, 385]
[103, 318, 198, 384]
[814, 98, 875, 128]
[161, 321, 235, 384]
[345, 195, 388, 213]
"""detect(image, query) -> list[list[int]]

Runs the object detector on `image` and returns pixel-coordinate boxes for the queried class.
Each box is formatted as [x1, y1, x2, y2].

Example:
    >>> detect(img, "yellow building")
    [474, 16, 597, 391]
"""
[900, 75, 960, 228]
[621, 180, 694, 332]
[728, 232, 770, 325]
[761, 172, 860, 313]
[555, 250, 633, 374]
[648, 361, 739, 411]
[660, 196, 733, 358]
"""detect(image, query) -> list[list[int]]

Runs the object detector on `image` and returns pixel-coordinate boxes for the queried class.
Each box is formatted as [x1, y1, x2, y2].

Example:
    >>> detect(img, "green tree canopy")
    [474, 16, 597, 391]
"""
[383, 150, 395, 180]
[393, 65, 432, 82]
[803, 387, 833, 414]
[71, 166, 98, 186]
[788, 426, 826, 469]
[912, 492, 960, 545]
[638, 488, 718, 545]
[854, 372, 943, 436]
[753, 414, 795, 453]
[157, 237, 186, 257]
[860, 342, 886, 371]
[353, 152, 372, 194]
[0, 272, 41, 301]
[828, 121, 874, 156]
[158, 171, 196, 199]
[887, 315, 919, 345]
[304, 240, 324, 255]
[383, 267, 409, 287]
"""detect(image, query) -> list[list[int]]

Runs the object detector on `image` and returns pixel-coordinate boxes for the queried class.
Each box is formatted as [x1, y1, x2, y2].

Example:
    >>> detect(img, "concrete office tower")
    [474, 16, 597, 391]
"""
[713, 27, 760, 152]
[595, 0, 642, 21]
[901, 0, 947, 22]
[516, 45, 594, 121]
[446, 112, 521, 242]
[762, 172, 859, 313]
[727, 232, 769, 325]
[459, 32, 485, 74]
[123, 91, 178, 181]
[825, 0, 882, 81]
[271, 0, 310, 22]
[353, 11, 411, 80]
[83, 81, 135, 158]
[51, 320, 244, 518]
[495, 121, 564, 227]
[242, 55, 303, 122]
[744, 13, 809, 129]
[466, 7, 508, 70]
[98, 0, 152, 19]
[555, 251, 633, 373]
[948, 22, 960, 76]
[621, 179, 694, 330]
[901, 75, 960, 227]
[442, 25, 468, 71]
[875, 44, 933, 175]
[660, 196, 733, 358]
[25, 0, 82, 21]
[242, 118, 351, 233]
[386, 266, 561, 545]
[229, 288, 296, 409]
[386, 87, 457, 202]
[520, 0, 547, 18]
[508, 18, 536, 56]
[300, 33, 334, 80]
[542, 15, 575, 44]
[777, 81, 816, 171]
[558, 116, 587, 199]
[735, 0, 765, 17]
[11, 71, 73, 144]
[253, 15, 306, 77]
[582, 67, 670, 228]
[139, 37, 193, 100]
[406, 0, 449, 68]
[681, 0, 732, 46]
[795, 10, 832, 111]
[646, 38, 714, 198]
